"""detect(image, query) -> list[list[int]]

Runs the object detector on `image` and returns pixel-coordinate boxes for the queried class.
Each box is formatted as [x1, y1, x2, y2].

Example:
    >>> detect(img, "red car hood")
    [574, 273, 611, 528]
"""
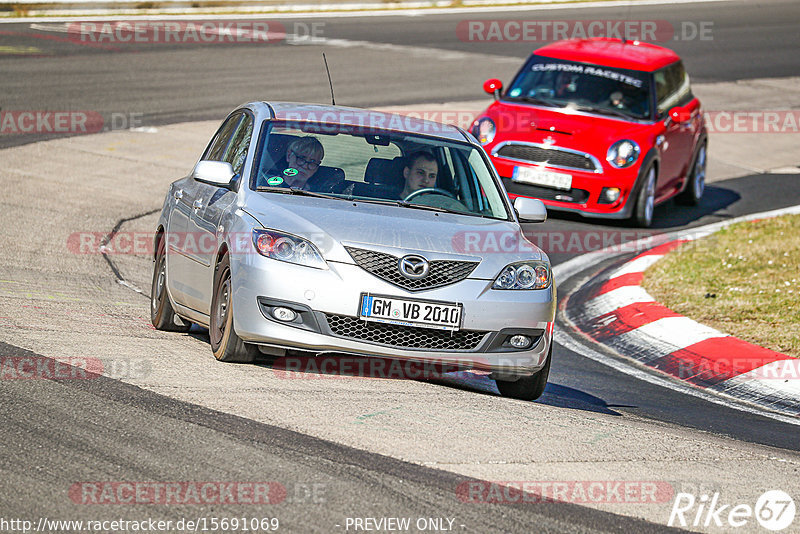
[482, 100, 656, 152]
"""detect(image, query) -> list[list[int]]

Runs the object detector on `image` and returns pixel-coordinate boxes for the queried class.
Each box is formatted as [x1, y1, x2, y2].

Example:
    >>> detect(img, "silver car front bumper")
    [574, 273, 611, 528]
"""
[230, 253, 556, 377]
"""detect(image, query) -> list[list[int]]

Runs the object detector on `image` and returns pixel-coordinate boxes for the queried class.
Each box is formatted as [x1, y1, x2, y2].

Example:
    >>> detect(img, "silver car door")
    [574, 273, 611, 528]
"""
[187, 113, 254, 313]
[176, 112, 244, 313]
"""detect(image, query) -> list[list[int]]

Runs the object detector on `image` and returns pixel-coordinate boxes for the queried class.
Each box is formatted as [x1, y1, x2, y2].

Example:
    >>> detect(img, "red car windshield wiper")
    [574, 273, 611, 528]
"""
[506, 95, 562, 108]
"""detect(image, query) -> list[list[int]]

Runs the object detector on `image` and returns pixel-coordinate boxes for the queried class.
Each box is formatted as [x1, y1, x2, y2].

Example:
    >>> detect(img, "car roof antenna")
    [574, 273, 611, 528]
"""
[323, 53, 336, 106]
[621, 0, 631, 43]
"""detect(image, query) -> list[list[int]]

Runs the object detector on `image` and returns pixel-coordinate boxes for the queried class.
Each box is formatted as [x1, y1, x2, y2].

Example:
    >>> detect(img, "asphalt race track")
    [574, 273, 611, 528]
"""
[1, 0, 800, 532]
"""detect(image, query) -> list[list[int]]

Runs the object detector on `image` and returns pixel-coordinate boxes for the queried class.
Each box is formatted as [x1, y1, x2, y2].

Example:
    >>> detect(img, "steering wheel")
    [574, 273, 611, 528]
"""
[403, 188, 457, 202]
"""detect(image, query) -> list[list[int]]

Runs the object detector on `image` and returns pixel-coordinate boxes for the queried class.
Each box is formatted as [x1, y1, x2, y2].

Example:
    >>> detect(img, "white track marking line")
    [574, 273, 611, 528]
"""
[555, 326, 800, 425]
[2, 0, 739, 23]
[718, 361, 800, 402]
[27, 21, 520, 62]
[556, 203, 800, 421]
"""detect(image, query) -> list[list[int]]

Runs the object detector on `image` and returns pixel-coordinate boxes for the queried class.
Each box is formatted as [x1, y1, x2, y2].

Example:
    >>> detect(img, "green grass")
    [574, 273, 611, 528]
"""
[642, 214, 800, 358]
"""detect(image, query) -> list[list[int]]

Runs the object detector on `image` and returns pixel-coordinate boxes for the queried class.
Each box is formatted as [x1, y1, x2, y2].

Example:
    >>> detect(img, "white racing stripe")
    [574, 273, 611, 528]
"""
[607, 316, 727, 364]
[581, 285, 654, 319]
[607, 254, 663, 278]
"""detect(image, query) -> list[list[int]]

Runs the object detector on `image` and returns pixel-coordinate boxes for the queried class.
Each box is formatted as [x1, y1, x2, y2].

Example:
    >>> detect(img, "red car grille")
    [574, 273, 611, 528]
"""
[496, 144, 598, 172]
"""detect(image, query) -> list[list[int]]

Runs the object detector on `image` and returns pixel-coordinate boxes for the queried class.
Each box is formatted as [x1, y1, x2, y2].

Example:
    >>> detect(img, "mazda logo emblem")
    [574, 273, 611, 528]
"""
[398, 255, 430, 280]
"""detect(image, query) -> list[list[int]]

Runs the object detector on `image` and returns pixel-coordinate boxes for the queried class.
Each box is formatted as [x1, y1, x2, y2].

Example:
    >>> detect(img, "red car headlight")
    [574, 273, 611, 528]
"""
[607, 139, 640, 168]
[471, 117, 496, 145]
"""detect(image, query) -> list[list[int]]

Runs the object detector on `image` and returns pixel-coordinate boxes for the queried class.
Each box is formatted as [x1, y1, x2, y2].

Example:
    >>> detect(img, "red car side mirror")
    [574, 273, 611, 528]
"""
[483, 78, 503, 100]
[669, 105, 692, 124]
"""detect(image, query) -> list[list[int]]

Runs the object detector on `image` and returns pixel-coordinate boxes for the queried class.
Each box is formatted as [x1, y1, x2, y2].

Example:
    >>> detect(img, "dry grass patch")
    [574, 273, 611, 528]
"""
[642, 214, 800, 358]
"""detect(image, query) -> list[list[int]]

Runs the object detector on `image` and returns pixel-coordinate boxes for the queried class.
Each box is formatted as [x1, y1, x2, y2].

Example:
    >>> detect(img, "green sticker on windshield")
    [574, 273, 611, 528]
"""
[266, 176, 284, 186]
[283, 168, 299, 177]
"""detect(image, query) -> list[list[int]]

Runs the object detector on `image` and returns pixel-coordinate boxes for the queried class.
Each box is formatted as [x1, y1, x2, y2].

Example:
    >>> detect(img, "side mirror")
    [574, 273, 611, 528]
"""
[514, 197, 547, 223]
[192, 160, 235, 187]
[483, 78, 503, 100]
[668, 105, 692, 125]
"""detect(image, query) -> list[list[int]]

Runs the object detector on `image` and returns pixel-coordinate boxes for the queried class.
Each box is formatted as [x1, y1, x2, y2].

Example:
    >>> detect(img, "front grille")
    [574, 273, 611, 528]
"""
[324, 314, 488, 351]
[496, 144, 598, 172]
[502, 179, 590, 204]
[345, 247, 478, 291]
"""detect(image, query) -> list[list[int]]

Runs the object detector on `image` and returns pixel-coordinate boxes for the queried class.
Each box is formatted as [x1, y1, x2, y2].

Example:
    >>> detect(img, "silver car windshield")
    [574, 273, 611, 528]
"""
[250, 121, 511, 220]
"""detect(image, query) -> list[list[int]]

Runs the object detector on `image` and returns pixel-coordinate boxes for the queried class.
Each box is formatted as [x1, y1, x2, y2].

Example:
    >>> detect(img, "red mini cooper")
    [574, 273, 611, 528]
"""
[472, 38, 707, 227]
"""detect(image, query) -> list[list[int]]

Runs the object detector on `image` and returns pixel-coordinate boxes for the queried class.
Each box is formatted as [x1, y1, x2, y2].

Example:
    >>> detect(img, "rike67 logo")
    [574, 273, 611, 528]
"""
[669, 490, 796, 531]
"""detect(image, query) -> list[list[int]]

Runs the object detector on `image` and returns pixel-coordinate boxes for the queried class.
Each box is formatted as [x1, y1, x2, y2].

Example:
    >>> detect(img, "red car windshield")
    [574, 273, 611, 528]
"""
[505, 55, 652, 120]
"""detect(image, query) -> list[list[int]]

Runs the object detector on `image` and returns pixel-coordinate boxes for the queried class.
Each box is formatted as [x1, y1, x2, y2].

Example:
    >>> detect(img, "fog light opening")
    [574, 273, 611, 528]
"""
[508, 334, 532, 349]
[271, 307, 297, 322]
[599, 187, 622, 205]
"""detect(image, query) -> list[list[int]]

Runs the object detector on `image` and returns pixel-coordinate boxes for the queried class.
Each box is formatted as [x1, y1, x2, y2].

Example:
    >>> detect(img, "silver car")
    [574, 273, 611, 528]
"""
[151, 102, 556, 400]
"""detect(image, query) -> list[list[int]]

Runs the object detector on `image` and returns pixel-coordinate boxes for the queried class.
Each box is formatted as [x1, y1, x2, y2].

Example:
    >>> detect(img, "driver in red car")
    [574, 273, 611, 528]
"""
[400, 151, 438, 199]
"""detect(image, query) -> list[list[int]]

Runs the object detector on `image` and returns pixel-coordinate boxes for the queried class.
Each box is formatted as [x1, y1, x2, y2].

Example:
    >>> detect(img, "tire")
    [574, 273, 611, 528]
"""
[632, 164, 656, 228]
[151, 235, 191, 332]
[675, 141, 707, 206]
[495, 344, 552, 401]
[209, 254, 258, 363]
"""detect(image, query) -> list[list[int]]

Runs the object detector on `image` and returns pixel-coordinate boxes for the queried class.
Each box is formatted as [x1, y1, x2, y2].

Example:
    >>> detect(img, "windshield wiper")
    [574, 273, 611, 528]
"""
[356, 197, 465, 215]
[255, 186, 345, 201]
[506, 95, 562, 108]
[573, 104, 635, 120]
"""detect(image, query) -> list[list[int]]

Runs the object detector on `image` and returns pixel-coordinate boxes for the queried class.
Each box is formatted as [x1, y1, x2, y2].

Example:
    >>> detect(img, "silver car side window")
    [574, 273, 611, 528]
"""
[206, 113, 243, 162]
[223, 115, 254, 175]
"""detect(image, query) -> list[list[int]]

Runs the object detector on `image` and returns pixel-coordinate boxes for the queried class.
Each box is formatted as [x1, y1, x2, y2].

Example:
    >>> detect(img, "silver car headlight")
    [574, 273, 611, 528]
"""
[252, 229, 328, 270]
[607, 139, 640, 168]
[471, 117, 496, 145]
[493, 261, 551, 290]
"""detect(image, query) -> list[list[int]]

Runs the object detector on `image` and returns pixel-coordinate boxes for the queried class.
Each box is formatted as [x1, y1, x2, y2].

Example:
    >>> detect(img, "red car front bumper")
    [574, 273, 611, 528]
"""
[490, 154, 642, 220]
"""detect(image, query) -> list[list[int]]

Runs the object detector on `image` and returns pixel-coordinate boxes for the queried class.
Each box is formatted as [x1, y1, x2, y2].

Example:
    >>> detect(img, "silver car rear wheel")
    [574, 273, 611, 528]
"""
[151, 235, 191, 332]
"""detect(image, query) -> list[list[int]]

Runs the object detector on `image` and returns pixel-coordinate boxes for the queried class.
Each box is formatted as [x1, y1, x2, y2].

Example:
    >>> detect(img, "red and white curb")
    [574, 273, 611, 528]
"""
[554, 204, 800, 422]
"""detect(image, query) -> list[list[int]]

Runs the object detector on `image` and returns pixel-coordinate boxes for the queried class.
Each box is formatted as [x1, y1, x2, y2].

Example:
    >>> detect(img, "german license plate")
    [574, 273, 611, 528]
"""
[359, 294, 462, 331]
[512, 166, 573, 191]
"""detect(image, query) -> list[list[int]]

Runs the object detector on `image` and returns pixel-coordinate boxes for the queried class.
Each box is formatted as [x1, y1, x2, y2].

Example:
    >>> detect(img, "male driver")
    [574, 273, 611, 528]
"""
[400, 151, 438, 199]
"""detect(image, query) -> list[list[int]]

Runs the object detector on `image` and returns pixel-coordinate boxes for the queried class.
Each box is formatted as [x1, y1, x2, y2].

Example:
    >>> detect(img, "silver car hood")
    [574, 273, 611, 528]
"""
[241, 193, 544, 278]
